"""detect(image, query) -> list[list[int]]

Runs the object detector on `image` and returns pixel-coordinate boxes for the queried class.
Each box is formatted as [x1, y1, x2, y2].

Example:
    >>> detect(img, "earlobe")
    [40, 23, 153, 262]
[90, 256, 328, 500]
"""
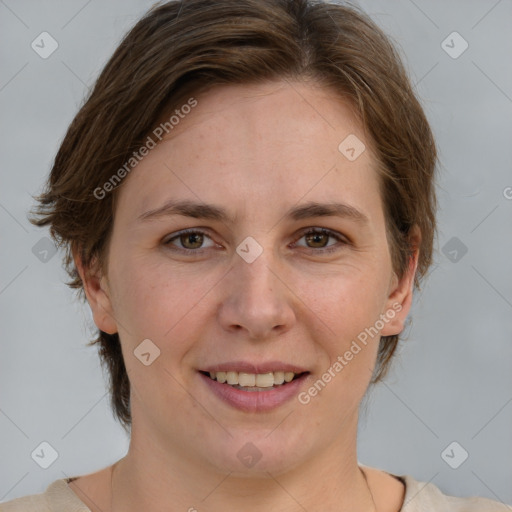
[73, 248, 118, 335]
[380, 228, 421, 337]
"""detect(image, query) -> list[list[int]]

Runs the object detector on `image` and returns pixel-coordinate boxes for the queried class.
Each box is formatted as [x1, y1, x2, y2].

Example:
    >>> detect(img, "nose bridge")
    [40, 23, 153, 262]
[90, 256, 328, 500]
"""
[219, 237, 293, 337]
[233, 239, 280, 302]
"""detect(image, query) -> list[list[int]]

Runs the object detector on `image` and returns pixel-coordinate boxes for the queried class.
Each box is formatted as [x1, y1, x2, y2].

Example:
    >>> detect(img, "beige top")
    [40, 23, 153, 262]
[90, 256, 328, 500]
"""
[0, 473, 509, 511]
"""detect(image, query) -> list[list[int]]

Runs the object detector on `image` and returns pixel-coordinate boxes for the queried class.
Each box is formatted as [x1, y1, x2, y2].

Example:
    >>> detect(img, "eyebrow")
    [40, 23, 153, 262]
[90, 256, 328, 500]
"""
[137, 199, 369, 225]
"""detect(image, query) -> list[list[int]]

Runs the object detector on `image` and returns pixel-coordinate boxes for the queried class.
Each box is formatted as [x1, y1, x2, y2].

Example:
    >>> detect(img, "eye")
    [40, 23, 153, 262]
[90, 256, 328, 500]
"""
[163, 227, 348, 256]
[163, 228, 217, 254]
[293, 228, 349, 254]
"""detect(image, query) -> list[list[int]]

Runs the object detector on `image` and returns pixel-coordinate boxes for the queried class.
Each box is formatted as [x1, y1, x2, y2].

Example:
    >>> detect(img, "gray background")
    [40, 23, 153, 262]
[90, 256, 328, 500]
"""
[1, 0, 511, 506]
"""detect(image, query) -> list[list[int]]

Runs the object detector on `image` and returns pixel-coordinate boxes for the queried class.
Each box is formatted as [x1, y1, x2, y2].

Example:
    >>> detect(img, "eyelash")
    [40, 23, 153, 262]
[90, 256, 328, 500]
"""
[163, 227, 349, 256]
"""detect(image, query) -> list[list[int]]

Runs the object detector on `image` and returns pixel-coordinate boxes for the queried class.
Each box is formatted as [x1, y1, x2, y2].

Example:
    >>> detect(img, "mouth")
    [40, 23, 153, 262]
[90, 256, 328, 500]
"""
[198, 368, 310, 412]
[199, 370, 308, 391]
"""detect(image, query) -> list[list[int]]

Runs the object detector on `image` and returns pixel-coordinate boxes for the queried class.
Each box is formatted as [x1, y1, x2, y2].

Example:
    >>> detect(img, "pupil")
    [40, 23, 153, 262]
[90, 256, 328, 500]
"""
[183, 233, 202, 249]
[307, 233, 326, 248]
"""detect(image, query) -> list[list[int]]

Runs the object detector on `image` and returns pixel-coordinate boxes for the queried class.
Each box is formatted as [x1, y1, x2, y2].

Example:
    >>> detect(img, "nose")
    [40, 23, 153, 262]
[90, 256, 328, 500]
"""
[217, 245, 296, 340]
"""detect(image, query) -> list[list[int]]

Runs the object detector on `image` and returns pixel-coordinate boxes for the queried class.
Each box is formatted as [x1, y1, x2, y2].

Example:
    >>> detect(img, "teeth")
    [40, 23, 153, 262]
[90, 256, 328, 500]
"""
[284, 372, 295, 382]
[226, 371, 238, 385]
[273, 371, 285, 385]
[206, 370, 301, 388]
[255, 373, 273, 387]
[239, 372, 256, 387]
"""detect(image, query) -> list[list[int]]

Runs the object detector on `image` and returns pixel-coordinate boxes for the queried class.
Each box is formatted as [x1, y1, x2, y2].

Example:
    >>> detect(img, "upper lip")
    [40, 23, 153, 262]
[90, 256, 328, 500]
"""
[200, 361, 309, 374]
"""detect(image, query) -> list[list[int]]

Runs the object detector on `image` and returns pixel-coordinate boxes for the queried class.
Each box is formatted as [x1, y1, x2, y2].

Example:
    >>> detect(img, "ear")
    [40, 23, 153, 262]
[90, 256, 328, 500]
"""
[380, 225, 421, 337]
[73, 247, 118, 335]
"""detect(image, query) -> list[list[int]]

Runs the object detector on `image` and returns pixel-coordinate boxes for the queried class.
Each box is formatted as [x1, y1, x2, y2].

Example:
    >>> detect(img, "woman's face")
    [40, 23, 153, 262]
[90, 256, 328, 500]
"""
[83, 80, 416, 475]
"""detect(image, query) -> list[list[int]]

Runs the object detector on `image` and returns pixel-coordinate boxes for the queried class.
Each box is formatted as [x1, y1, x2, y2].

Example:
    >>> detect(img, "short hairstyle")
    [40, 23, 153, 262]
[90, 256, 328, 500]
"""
[29, 0, 437, 434]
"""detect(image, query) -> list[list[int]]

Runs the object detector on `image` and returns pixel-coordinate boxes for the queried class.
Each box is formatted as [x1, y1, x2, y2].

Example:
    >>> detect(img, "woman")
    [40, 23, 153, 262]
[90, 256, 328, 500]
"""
[1, 0, 507, 510]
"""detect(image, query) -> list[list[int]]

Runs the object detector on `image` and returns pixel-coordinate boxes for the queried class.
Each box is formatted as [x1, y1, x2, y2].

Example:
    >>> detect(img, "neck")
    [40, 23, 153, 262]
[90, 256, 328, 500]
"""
[111, 413, 376, 512]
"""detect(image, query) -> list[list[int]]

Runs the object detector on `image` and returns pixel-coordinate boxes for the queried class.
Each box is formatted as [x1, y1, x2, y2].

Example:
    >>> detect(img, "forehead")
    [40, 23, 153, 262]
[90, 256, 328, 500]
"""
[115, 80, 383, 226]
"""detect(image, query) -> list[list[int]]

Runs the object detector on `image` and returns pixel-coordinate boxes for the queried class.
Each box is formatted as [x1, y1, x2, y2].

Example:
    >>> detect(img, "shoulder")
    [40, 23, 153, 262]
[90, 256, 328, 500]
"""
[0, 491, 49, 512]
[0, 478, 90, 512]
[399, 473, 510, 511]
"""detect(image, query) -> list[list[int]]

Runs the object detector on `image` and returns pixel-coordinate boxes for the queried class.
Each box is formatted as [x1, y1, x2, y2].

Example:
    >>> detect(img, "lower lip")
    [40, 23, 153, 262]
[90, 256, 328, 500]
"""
[198, 372, 309, 412]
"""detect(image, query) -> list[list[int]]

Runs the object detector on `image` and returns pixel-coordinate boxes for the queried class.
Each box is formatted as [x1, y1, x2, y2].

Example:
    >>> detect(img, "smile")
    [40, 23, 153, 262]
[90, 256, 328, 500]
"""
[202, 370, 303, 390]
[198, 370, 310, 412]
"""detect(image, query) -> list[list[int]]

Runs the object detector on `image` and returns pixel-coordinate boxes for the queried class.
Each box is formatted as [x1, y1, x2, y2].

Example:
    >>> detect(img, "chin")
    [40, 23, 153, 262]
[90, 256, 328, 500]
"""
[202, 430, 313, 477]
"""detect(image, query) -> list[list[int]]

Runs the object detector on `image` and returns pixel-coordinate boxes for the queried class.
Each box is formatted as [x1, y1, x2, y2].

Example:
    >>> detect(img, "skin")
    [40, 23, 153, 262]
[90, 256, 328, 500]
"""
[72, 79, 419, 512]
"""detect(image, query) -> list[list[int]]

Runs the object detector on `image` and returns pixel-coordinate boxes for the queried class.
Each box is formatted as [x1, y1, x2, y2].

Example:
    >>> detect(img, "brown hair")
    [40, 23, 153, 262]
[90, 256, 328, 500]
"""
[29, 0, 437, 433]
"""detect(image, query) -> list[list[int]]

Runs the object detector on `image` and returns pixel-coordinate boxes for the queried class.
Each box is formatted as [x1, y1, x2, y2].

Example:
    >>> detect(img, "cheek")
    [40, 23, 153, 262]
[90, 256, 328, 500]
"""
[311, 278, 386, 398]
[313, 269, 389, 333]
[304, 266, 391, 385]
[109, 253, 217, 343]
